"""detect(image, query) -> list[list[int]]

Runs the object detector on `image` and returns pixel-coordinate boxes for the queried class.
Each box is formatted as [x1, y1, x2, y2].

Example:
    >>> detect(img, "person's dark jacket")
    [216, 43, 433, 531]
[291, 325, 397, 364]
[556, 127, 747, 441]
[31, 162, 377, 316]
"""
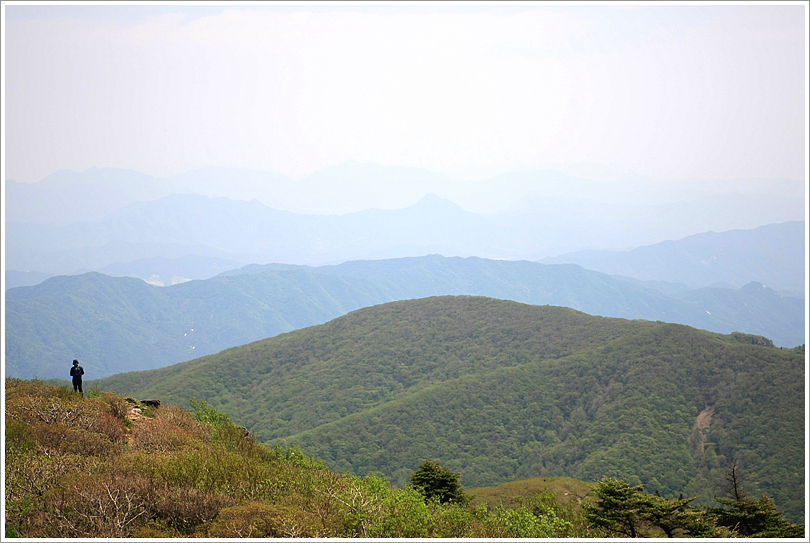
[70, 366, 84, 381]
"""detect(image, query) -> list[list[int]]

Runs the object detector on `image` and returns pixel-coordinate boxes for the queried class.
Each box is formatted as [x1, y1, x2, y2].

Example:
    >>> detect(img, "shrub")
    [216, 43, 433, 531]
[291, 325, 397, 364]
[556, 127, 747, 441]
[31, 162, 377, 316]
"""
[88, 412, 127, 444]
[101, 391, 130, 421]
[482, 504, 573, 538]
[36, 471, 153, 538]
[5, 377, 49, 399]
[128, 416, 201, 454]
[430, 502, 491, 538]
[50, 385, 83, 401]
[152, 485, 236, 535]
[31, 422, 121, 457]
[366, 485, 436, 537]
[144, 445, 262, 495]
[189, 397, 232, 427]
[8, 394, 96, 429]
[5, 449, 101, 503]
[87, 385, 103, 398]
[5, 420, 36, 454]
[207, 502, 318, 538]
[154, 403, 210, 436]
[514, 490, 594, 537]
[130, 519, 181, 538]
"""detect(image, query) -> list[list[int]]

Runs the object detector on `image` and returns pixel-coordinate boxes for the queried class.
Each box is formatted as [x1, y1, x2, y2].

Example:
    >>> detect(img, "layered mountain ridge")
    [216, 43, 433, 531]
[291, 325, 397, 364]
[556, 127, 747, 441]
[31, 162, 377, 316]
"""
[6, 254, 804, 381]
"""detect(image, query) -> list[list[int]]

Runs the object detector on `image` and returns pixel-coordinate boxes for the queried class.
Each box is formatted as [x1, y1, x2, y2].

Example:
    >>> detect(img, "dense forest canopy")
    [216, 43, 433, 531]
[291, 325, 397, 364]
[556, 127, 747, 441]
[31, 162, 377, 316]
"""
[89, 296, 806, 523]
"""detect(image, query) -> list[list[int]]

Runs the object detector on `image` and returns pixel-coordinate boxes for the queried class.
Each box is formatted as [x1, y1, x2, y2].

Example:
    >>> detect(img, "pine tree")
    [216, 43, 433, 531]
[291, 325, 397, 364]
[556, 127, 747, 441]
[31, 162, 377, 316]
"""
[640, 493, 697, 537]
[585, 477, 699, 538]
[707, 494, 804, 537]
[408, 460, 468, 505]
[583, 477, 649, 537]
[704, 461, 805, 538]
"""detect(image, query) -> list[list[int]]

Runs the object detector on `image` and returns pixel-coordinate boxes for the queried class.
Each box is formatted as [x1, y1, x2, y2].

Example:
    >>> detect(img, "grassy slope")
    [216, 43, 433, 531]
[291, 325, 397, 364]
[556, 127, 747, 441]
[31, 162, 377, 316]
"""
[6, 378, 598, 538]
[91, 296, 805, 523]
[469, 476, 594, 510]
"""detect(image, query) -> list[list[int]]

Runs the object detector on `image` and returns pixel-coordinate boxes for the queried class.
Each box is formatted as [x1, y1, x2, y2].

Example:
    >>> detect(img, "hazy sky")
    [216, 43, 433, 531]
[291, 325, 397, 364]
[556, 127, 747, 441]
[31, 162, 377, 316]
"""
[3, 2, 807, 184]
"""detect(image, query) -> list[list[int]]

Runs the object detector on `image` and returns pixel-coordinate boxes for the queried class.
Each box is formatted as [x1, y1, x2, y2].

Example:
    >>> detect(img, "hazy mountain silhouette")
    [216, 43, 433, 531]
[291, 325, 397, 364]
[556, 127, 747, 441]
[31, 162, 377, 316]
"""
[541, 221, 805, 295]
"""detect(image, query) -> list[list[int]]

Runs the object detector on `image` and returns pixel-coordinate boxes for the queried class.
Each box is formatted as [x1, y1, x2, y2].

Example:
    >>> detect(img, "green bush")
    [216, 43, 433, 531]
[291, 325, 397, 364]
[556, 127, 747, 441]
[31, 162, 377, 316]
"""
[189, 397, 232, 427]
[366, 485, 435, 537]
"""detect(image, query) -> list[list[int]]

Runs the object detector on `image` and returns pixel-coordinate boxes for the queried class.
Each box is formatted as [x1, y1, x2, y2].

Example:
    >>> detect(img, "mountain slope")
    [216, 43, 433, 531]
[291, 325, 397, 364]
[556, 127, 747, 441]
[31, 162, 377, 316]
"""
[541, 221, 806, 294]
[5, 270, 383, 379]
[89, 296, 805, 523]
[6, 255, 805, 380]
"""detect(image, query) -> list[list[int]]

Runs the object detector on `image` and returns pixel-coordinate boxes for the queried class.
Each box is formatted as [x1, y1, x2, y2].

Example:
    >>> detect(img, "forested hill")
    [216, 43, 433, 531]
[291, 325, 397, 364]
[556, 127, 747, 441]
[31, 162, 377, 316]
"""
[6, 254, 804, 380]
[90, 296, 805, 523]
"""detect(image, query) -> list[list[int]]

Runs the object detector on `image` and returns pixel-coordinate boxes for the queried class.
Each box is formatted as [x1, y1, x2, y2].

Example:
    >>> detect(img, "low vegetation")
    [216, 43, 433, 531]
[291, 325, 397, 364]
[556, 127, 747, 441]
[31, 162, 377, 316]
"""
[5, 378, 802, 538]
[3, 378, 594, 538]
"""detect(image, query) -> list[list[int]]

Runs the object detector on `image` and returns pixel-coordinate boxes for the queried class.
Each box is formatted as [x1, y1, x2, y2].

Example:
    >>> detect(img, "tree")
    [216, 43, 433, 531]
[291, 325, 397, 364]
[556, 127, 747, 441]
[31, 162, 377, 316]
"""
[583, 477, 649, 537]
[584, 477, 697, 538]
[706, 494, 805, 538]
[408, 460, 468, 505]
[583, 468, 804, 538]
[720, 459, 747, 502]
[704, 462, 805, 538]
[641, 493, 697, 537]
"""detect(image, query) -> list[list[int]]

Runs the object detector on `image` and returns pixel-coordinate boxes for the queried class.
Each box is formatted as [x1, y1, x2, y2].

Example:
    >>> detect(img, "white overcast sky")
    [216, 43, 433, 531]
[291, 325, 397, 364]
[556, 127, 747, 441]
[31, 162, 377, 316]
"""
[2, 1, 807, 183]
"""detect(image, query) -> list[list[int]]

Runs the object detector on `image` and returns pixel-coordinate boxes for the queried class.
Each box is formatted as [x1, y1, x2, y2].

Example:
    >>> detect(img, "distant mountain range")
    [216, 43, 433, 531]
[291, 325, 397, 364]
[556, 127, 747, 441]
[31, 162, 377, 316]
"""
[6, 163, 805, 279]
[4, 193, 501, 275]
[9, 162, 803, 220]
[6, 254, 804, 381]
[542, 221, 805, 295]
[89, 296, 805, 523]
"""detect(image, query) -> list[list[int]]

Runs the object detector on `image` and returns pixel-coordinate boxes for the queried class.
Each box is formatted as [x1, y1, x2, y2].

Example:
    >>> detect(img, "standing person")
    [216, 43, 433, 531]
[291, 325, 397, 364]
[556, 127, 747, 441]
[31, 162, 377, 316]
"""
[70, 359, 84, 396]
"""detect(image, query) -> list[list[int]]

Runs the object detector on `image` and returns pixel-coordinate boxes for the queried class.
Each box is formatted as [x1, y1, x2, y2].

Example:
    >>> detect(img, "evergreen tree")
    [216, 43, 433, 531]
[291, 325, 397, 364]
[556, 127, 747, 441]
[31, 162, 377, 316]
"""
[583, 477, 649, 537]
[408, 460, 468, 505]
[640, 492, 700, 537]
[577, 469, 804, 538]
[706, 494, 805, 538]
[702, 462, 804, 538]
[585, 477, 700, 538]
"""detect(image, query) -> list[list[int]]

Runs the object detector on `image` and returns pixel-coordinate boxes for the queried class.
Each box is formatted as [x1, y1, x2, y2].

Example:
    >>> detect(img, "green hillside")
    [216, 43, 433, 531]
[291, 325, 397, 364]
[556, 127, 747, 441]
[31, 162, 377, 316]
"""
[6, 255, 805, 380]
[91, 296, 806, 523]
